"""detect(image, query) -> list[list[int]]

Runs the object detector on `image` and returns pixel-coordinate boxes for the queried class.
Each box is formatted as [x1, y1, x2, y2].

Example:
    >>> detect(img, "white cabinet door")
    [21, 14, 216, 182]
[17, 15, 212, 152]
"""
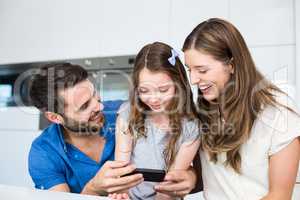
[293, 184, 300, 200]
[230, 0, 294, 46]
[0, 0, 171, 63]
[297, 168, 300, 183]
[0, 0, 105, 64]
[0, 130, 41, 187]
[249, 45, 296, 86]
[98, 0, 171, 56]
[169, 0, 229, 51]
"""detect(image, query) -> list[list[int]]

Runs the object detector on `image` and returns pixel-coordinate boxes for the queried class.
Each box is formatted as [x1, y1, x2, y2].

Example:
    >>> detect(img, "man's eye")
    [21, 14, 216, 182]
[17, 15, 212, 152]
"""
[80, 104, 88, 111]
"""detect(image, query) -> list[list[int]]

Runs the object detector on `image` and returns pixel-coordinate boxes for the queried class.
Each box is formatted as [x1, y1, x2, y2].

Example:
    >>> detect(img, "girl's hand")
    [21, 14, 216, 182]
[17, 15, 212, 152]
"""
[154, 169, 196, 198]
[155, 192, 175, 200]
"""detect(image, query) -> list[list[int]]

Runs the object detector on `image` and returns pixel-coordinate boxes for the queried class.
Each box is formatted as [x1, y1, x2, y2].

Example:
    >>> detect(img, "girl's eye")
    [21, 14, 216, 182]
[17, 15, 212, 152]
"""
[138, 89, 148, 94]
[159, 88, 169, 93]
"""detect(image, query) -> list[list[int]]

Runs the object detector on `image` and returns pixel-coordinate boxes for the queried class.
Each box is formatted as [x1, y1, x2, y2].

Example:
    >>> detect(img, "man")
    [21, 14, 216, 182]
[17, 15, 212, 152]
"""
[28, 62, 200, 197]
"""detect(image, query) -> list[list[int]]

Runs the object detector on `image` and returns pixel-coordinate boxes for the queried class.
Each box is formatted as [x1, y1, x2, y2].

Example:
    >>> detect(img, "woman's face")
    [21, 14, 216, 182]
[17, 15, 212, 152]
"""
[137, 67, 176, 113]
[184, 49, 233, 102]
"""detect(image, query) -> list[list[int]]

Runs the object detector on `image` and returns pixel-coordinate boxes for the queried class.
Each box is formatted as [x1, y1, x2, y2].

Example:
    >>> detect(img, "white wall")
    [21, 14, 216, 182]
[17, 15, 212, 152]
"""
[229, 0, 296, 92]
[168, 0, 230, 50]
[295, 0, 300, 198]
[296, 0, 300, 105]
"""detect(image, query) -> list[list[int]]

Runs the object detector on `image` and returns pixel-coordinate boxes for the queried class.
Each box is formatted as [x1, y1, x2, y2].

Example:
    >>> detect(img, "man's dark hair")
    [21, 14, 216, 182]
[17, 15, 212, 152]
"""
[29, 62, 88, 113]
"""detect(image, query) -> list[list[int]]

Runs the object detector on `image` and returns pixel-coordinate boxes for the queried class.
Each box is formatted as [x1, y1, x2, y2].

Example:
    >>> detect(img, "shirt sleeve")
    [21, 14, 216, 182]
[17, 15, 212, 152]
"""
[268, 101, 300, 155]
[182, 119, 201, 143]
[28, 144, 66, 190]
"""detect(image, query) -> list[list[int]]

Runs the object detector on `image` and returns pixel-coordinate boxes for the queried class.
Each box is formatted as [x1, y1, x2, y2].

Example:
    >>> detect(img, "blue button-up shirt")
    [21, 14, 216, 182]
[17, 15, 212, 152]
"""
[28, 100, 123, 193]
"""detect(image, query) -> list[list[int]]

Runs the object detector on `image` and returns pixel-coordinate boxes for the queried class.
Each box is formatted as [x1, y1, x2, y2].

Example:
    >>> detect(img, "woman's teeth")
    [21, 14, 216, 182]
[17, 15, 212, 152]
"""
[199, 85, 211, 90]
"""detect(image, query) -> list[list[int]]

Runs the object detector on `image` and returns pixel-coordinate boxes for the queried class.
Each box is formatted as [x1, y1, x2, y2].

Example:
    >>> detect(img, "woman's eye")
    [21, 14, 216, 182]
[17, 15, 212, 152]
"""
[199, 70, 207, 74]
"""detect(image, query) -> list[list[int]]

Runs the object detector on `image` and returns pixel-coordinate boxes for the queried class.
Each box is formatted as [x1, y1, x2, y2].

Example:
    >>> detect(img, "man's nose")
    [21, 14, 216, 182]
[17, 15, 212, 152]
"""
[94, 92, 104, 111]
[99, 101, 104, 111]
[91, 98, 103, 113]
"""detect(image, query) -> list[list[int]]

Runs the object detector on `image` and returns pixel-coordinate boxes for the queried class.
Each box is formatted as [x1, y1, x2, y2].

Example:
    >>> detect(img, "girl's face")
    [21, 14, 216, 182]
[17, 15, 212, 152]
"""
[138, 68, 176, 113]
[184, 49, 233, 102]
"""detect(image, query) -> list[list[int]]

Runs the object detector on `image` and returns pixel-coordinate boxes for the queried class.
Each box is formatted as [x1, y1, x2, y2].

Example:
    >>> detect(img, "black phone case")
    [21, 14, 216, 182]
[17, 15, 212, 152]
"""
[125, 168, 166, 182]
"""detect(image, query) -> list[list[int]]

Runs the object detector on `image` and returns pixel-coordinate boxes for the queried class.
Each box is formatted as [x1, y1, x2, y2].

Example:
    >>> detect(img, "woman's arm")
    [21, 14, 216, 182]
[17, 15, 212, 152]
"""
[115, 116, 133, 162]
[171, 139, 200, 170]
[261, 138, 300, 200]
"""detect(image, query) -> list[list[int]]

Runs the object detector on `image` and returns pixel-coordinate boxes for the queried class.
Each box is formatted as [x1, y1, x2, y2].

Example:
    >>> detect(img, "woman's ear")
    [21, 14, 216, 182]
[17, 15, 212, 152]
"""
[44, 112, 64, 124]
[227, 63, 234, 75]
[230, 64, 234, 74]
[229, 58, 234, 74]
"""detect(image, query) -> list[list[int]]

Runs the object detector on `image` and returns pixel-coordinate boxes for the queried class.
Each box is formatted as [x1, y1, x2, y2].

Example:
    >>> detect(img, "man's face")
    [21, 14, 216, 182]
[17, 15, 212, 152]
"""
[58, 80, 105, 136]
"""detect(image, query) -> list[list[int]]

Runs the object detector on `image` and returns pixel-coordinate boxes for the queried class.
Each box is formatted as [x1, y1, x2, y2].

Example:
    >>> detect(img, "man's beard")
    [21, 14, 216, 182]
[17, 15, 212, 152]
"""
[62, 111, 105, 136]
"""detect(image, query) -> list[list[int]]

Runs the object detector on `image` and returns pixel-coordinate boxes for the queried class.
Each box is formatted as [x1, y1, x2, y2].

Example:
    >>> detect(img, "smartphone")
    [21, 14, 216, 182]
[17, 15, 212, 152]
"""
[124, 168, 166, 182]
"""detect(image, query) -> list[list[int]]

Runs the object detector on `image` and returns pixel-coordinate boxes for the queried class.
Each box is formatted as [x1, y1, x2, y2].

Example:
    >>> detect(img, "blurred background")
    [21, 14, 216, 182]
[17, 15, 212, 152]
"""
[0, 0, 299, 199]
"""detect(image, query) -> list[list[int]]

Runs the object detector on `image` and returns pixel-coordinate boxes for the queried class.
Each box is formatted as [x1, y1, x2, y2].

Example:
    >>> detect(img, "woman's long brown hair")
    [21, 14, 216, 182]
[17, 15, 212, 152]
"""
[183, 18, 290, 173]
[128, 42, 198, 170]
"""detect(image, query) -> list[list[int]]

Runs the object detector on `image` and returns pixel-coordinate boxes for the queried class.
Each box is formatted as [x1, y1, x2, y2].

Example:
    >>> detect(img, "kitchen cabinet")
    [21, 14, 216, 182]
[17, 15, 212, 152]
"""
[169, 0, 229, 51]
[98, 0, 171, 56]
[230, 0, 294, 46]
[293, 184, 300, 199]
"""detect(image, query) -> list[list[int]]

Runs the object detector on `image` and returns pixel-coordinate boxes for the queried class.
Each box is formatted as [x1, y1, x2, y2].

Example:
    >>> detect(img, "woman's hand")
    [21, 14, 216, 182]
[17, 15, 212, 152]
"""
[154, 168, 197, 198]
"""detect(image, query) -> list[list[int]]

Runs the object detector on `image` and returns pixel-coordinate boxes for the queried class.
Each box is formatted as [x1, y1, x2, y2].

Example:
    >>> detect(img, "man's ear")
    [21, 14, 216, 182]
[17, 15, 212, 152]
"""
[44, 112, 64, 124]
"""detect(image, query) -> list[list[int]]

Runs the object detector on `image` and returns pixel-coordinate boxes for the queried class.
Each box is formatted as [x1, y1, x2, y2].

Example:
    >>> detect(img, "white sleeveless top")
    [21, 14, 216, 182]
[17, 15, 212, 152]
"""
[200, 94, 300, 200]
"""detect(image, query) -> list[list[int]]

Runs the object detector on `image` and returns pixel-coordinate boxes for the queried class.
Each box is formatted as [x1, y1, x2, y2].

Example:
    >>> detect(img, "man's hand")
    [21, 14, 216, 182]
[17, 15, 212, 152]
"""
[82, 161, 143, 196]
[154, 169, 197, 198]
[108, 193, 130, 200]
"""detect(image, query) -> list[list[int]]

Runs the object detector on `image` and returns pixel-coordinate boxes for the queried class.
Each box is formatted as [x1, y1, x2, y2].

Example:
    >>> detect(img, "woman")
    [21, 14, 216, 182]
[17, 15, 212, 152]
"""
[157, 18, 300, 200]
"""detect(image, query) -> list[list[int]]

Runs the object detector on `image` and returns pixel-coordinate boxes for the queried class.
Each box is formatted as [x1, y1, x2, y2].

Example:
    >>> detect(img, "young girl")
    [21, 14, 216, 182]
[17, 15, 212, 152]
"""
[111, 42, 201, 200]
[179, 18, 300, 199]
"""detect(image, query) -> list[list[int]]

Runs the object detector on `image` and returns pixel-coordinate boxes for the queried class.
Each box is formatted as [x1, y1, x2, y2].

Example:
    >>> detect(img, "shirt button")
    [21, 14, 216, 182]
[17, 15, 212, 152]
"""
[74, 154, 78, 159]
